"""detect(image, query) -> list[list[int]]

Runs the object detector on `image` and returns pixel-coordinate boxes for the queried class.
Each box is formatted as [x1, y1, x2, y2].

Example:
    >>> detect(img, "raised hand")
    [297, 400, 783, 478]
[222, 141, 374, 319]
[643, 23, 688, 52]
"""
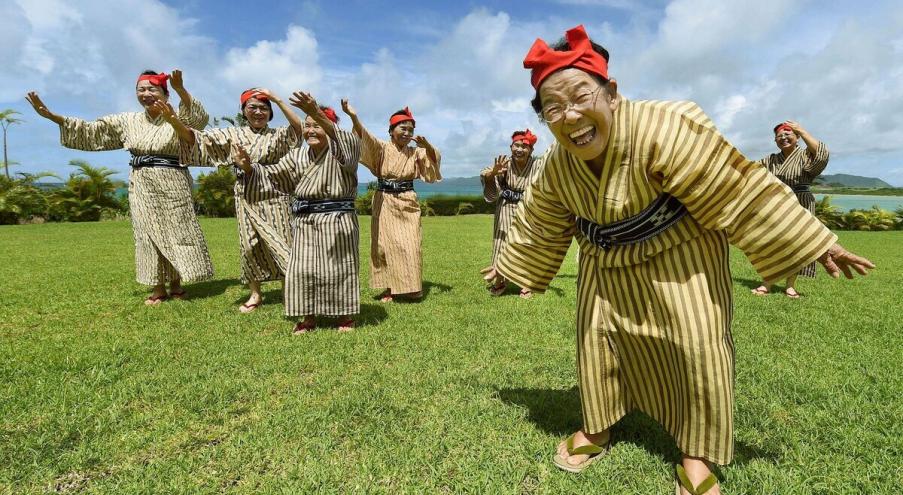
[170, 69, 185, 93]
[231, 143, 252, 174]
[25, 91, 56, 121]
[151, 101, 178, 123]
[492, 155, 510, 176]
[413, 135, 432, 149]
[341, 99, 357, 118]
[817, 243, 875, 279]
[289, 91, 319, 116]
[783, 120, 805, 136]
[256, 87, 280, 102]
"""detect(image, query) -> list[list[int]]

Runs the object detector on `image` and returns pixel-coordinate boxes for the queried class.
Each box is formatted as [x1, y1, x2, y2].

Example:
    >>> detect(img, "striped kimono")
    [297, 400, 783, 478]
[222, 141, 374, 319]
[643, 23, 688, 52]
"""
[359, 129, 441, 295]
[759, 143, 829, 277]
[254, 129, 361, 317]
[59, 100, 214, 286]
[497, 98, 837, 465]
[182, 125, 299, 283]
[481, 154, 546, 264]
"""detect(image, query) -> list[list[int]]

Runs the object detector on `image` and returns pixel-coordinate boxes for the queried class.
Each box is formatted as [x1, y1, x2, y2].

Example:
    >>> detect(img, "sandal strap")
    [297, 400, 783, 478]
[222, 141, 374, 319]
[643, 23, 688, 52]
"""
[565, 433, 606, 456]
[676, 464, 718, 495]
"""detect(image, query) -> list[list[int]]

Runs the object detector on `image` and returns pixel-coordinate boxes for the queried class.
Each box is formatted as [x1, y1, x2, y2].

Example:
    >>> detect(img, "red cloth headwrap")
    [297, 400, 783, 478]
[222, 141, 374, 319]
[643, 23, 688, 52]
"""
[321, 107, 339, 124]
[389, 107, 415, 127]
[774, 123, 794, 135]
[523, 25, 609, 89]
[137, 73, 170, 91]
[240, 89, 268, 106]
[512, 129, 538, 147]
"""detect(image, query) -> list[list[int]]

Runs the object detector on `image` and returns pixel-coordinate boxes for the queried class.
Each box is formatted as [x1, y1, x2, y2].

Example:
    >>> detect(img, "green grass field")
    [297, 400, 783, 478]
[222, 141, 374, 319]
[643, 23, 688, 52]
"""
[1, 216, 900, 494]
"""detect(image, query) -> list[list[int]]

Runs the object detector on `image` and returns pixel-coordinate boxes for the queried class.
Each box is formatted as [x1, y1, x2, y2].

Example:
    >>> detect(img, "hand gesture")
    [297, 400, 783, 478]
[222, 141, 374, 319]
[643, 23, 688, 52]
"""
[289, 91, 319, 116]
[256, 87, 279, 102]
[783, 120, 804, 136]
[492, 155, 510, 176]
[340, 99, 357, 118]
[151, 101, 178, 123]
[413, 135, 431, 149]
[25, 91, 54, 120]
[231, 143, 252, 172]
[170, 69, 185, 92]
[817, 243, 875, 279]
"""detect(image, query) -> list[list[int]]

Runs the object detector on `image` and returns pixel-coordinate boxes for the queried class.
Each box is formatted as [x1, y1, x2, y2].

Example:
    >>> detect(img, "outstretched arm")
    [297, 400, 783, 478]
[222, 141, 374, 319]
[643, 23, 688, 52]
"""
[257, 88, 304, 136]
[340, 99, 365, 137]
[289, 91, 337, 141]
[152, 100, 195, 146]
[25, 92, 64, 125]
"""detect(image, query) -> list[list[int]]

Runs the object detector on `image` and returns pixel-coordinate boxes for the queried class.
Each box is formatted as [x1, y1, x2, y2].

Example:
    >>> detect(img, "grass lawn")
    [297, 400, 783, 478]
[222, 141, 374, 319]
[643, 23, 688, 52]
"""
[1, 216, 900, 494]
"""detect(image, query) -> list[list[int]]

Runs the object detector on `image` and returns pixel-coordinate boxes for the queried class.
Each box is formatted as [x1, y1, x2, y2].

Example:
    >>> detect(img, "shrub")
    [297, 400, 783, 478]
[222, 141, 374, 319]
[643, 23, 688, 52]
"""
[194, 167, 236, 217]
[47, 161, 124, 222]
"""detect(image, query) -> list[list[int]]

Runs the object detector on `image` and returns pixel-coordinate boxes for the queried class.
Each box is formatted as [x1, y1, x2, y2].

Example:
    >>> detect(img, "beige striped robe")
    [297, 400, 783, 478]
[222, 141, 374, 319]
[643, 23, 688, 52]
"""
[182, 126, 299, 283]
[359, 128, 441, 295]
[497, 98, 837, 465]
[59, 100, 213, 286]
[254, 129, 361, 317]
[759, 143, 829, 277]
[481, 154, 546, 264]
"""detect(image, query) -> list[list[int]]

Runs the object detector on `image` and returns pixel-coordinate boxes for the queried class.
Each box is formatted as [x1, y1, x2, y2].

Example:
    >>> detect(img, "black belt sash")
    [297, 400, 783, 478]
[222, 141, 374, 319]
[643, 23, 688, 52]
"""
[291, 198, 355, 215]
[577, 194, 688, 250]
[792, 184, 811, 193]
[500, 188, 524, 203]
[377, 178, 414, 193]
[130, 154, 182, 169]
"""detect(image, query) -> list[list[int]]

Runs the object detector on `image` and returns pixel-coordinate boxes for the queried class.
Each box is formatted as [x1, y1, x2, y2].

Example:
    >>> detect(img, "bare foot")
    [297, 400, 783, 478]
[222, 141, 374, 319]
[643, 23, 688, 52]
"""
[519, 289, 533, 299]
[751, 285, 769, 296]
[555, 429, 610, 467]
[378, 290, 394, 303]
[292, 316, 316, 335]
[144, 290, 168, 306]
[677, 457, 721, 495]
[240, 294, 262, 313]
[337, 318, 355, 333]
[784, 287, 801, 299]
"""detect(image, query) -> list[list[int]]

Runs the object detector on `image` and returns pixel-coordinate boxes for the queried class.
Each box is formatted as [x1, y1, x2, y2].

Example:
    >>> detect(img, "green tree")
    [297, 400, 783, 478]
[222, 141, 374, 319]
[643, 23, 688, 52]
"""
[841, 206, 897, 231]
[814, 195, 844, 229]
[0, 171, 57, 224]
[49, 160, 125, 222]
[0, 109, 24, 179]
[194, 167, 236, 217]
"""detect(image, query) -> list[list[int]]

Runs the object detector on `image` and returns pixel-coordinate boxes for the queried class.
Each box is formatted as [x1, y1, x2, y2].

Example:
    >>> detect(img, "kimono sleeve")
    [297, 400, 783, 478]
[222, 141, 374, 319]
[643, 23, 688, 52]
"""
[250, 151, 301, 197]
[358, 126, 385, 176]
[182, 128, 231, 167]
[804, 141, 829, 176]
[496, 159, 576, 293]
[178, 98, 209, 130]
[271, 125, 301, 157]
[59, 114, 125, 151]
[480, 168, 500, 203]
[649, 102, 836, 283]
[416, 146, 442, 183]
[330, 128, 362, 172]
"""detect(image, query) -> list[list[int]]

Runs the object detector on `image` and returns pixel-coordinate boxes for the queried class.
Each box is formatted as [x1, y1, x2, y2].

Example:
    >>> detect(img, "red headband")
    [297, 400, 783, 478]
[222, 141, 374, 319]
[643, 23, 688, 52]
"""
[774, 123, 793, 135]
[523, 25, 609, 89]
[137, 73, 170, 91]
[321, 107, 338, 124]
[240, 89, 268, 106]
[389, 107, 415, 127]
[512, 129, 538, 147]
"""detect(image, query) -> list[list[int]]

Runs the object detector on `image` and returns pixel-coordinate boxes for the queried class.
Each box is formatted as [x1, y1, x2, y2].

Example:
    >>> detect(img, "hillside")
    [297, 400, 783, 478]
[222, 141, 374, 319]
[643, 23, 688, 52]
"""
[817, 174, 893, 188]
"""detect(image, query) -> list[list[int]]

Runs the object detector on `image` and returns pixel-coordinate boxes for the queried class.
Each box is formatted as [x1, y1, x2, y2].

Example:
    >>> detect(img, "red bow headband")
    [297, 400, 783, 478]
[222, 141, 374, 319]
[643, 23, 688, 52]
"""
[774, 123, 794, 135]
[321, 107, 338, 124]
[137, 73, 170, 91]
[389, 107, 415, 127]
[240, 89, 268, 106]
[523, 25, 609, 89]
[512, 129, 538, 146]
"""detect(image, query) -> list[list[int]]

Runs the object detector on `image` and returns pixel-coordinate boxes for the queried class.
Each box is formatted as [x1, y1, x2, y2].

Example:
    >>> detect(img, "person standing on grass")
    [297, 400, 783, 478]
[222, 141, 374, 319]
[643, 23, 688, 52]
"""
[340, 100, 441, 303]
[751, 121, 829, 299]
[233, 91, 361, 334]
[482, 25, 874, 494]
[159, 88, 303, 313]
[25, 70, 213, 306]
[479, 129, 546, 299]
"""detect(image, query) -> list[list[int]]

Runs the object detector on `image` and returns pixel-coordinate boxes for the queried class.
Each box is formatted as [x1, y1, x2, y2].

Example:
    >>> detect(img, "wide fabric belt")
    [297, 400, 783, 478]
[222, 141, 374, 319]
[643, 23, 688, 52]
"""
[500, 188, 524, 203]
[577, 193, 688, 250]
[377, 178, 414, 193]
[291, 198, 355, 215]
[129, 154, 182, 169]
[792, 184, 811, 193]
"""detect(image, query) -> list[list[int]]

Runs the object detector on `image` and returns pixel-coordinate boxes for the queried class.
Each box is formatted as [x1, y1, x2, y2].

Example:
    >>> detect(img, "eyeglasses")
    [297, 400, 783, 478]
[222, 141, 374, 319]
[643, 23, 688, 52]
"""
[540, 86, 604, 123]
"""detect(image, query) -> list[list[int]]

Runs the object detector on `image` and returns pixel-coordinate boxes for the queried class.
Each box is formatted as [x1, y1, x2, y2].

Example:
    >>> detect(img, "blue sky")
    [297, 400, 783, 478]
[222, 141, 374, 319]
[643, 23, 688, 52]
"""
[3, 0, 903, 185]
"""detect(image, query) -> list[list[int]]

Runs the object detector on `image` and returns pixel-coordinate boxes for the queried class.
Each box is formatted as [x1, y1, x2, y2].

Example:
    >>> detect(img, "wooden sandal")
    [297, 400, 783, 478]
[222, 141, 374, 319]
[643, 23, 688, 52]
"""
[518, 288, 533, 299]
[489, 281, 507, 296]
[675, 464, 718, 495]
[292, 319, 316, 335]
[239, 302, 261, 313]
[552, 432, 610, 473]
[144, 293, 169, 306]
[169, 289, 187, 300]
[337, 318, 355, 333]
[750, 285, 769, 296]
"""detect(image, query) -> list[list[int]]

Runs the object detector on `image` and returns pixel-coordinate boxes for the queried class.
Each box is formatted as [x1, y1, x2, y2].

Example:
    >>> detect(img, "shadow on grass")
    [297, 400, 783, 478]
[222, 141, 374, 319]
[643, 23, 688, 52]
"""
[732, 277, 767, 291]
[375, 280, 453, 303]
[497, 386, 778, 466]
[131, 278, 240, 300]
[231, 284, 285, 306]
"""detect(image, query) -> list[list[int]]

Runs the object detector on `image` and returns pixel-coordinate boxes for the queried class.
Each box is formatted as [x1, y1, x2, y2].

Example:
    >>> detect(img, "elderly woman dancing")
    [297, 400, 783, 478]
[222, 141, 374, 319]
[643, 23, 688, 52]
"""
[160, 88, 303, 312]
[480, 129, 546, 299]
[233, 92, 361, 333]
[751, 121, 830, 299]
[26, 70, 213, 305]
[340, 101, 441, 303]
[483, 25, 873, 494]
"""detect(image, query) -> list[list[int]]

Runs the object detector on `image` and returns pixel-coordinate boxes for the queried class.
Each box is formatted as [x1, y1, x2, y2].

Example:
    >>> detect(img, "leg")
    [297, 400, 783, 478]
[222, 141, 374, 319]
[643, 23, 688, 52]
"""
[145, 283, 168, 305]
[169, 274, 186, 299]
[751, 282, 771, 295]
[784, 274, 800, 299]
